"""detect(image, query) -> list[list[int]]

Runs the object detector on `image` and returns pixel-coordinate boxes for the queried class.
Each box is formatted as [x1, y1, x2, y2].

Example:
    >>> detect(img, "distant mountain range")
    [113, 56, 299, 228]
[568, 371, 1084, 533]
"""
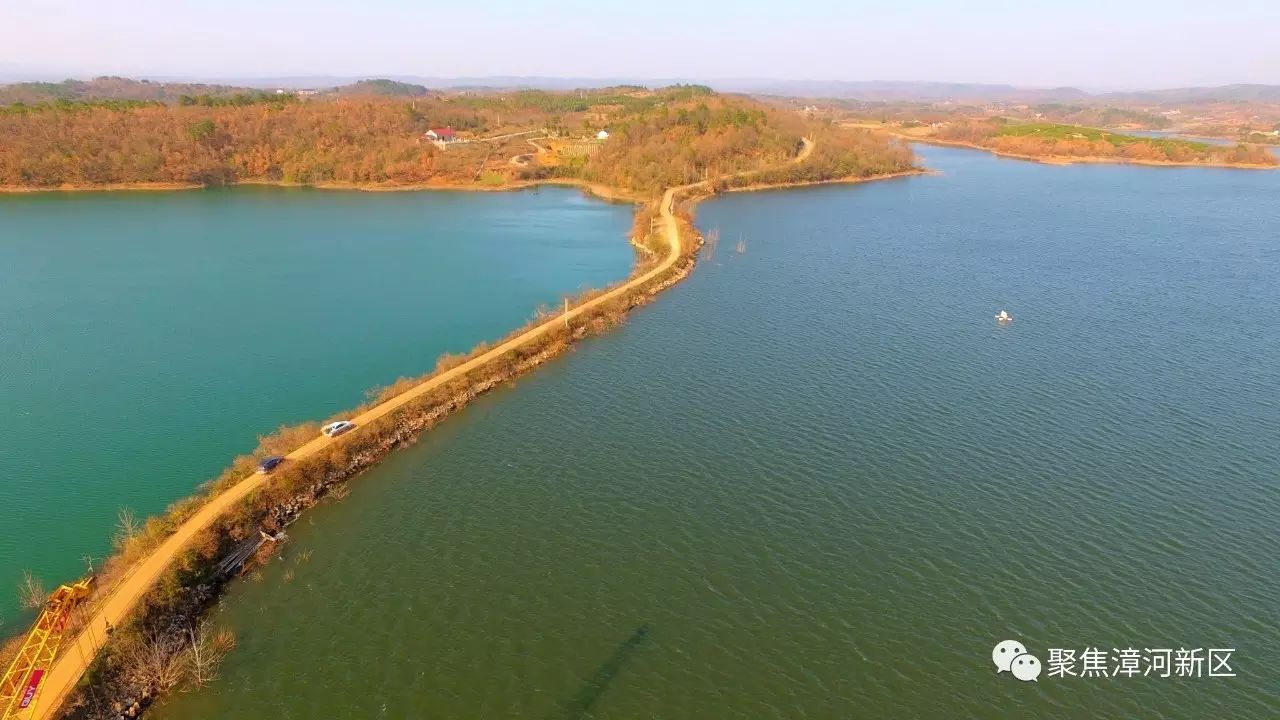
[1096, 84, 1280, 104]
[717, 80, 1280, 104]
[718, 80, 1096, 102]
[0, 76, 256, 104]
[2, 73, 1278, 106]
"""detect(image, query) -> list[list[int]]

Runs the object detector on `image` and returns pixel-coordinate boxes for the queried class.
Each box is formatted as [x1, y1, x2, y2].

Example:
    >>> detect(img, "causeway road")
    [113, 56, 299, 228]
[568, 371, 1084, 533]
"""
[28, 137, 815, 719]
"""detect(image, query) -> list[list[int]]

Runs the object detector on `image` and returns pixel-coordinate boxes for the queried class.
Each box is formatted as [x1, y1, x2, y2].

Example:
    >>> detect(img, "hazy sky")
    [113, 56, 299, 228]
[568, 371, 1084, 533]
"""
[2, 0, 1277, 88]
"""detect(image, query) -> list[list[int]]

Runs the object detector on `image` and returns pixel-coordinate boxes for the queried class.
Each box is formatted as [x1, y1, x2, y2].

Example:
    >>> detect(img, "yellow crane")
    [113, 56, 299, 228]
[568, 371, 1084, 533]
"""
[0, 579, 94, 720]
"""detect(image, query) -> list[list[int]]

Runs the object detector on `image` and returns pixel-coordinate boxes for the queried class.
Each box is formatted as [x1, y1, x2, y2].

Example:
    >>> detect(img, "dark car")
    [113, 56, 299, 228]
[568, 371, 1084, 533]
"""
[257, 455, 286, 474]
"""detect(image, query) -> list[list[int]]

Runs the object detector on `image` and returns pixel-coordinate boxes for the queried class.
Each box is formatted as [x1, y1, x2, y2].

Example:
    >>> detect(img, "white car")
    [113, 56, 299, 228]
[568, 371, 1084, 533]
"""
[321, 420, 355, 438]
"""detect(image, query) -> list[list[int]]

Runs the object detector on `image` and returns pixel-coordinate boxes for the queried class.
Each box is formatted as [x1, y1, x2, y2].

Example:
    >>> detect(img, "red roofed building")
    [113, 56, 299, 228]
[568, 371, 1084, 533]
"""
[424, 127, 457, 142]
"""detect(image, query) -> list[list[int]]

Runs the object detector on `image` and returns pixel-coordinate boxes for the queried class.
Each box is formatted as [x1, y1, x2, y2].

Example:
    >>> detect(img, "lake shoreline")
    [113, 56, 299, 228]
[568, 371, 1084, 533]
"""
[719, 168, 932, 195]
[10, 183, 691, 718]
[19, 141, 921, 718]
[0, 177, 645, 203]
[893, 135, 1279, 170]
[843, 123, 1278, 170]
[15, 109, 1268, 720]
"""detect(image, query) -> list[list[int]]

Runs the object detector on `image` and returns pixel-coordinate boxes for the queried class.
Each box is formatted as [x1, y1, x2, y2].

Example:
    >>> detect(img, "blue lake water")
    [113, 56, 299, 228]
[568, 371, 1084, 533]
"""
[0, 186, 634, 620]
[153, 146, 1280, 719]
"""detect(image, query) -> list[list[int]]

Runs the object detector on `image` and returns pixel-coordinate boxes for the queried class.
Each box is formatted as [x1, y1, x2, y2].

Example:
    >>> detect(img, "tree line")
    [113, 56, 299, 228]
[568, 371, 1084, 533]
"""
[177, 92, 298, 107]
[937, 120, 1278, 166]
[0, 89, 920, 191]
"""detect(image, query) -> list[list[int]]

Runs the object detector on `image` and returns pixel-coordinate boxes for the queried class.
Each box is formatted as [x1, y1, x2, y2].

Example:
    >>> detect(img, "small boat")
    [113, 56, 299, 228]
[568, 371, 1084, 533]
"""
[995, 310, 1012, 323]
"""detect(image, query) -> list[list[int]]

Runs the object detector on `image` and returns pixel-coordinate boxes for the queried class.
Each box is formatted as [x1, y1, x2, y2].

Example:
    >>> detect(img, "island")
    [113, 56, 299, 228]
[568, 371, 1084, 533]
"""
[794, 87, 1280, 165]
[894, 120, 1278, 167]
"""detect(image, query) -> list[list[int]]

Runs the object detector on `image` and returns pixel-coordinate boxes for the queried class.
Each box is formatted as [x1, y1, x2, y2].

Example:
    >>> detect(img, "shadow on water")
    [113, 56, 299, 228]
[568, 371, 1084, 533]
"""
[558, 624, 651, 720]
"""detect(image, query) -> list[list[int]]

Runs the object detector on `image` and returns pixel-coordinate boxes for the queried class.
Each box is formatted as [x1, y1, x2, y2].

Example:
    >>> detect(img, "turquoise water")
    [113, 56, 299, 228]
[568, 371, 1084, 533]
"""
[154, 147, 1280, 719]
[0, 186, 634, 621]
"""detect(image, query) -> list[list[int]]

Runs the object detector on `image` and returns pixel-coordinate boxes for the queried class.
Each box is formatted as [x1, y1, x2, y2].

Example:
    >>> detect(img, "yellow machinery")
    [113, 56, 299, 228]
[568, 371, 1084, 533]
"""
[0, 578, 94, 720]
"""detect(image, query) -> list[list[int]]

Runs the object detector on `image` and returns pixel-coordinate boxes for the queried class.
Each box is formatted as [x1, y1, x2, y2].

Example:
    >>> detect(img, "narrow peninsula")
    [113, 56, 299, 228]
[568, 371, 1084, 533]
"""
[0, 82, 919, 720]
[852, 119, 1278, 168]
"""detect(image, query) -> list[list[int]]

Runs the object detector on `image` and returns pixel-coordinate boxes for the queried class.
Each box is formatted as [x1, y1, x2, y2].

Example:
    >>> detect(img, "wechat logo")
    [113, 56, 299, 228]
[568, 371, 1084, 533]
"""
[993, 639, 1041, 682]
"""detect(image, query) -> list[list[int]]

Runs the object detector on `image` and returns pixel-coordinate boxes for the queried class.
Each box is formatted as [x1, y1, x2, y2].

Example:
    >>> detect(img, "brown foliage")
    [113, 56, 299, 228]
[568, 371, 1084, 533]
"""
[725, 125, 915, 188]
[0, 99, 490, 187]
[936, 120, 1278, 166]
[109, 629, 186, 700]
[42, 100, 918, 716]
[582, 98, 804, 193]
[0, 89, 927, 194]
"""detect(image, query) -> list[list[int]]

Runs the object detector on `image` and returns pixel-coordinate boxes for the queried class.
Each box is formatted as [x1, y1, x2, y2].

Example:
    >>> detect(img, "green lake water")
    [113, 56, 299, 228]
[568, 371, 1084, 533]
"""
[153, 147, 1279, 719]
[0, 186, 634, 621]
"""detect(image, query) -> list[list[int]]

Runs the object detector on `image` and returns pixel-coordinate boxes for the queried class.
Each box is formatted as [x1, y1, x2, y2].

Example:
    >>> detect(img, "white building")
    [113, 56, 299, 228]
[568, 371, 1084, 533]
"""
[425, 128, 458, 143]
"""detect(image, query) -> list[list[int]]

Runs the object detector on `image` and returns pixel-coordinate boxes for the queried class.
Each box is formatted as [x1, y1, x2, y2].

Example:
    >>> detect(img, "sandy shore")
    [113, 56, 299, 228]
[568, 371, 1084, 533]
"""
[855, 130, 1279, 170]
[0, 181, 205, 193]
[915, 137, 1277, 169]
[718, 169, 933, 195]
[0, 177, 645, 202]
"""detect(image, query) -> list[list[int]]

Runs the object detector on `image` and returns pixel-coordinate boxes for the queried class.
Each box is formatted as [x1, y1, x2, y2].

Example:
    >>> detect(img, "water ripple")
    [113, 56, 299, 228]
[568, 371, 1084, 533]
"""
[157, 147, 1280, 720]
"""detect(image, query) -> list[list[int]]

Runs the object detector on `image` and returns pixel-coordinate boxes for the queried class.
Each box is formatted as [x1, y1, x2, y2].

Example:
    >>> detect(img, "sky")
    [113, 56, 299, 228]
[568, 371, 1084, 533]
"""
[2, 0, 1278, 89]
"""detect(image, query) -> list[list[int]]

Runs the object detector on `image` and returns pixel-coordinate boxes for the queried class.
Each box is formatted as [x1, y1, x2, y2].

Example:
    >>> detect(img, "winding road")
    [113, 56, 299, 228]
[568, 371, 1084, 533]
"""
[27, 137, 814, 719]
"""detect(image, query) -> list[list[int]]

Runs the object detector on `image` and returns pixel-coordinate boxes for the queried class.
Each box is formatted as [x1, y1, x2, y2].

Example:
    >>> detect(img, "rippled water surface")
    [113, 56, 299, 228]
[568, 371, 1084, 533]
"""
[156, 147, 1279, 719]
[0, 186, 633, 619]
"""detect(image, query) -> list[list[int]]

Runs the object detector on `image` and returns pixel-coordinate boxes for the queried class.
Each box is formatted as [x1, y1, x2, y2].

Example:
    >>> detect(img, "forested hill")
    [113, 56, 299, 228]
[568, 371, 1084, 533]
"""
[335, 79, 429, 97]
[0, 77, 259, 105]
[8, 77, 1280, 107]
[0, 77, 436, 106]
[933, 121, 1278, 166]
[0, 86, 916, 192]
[1099, 84, 1280, 104]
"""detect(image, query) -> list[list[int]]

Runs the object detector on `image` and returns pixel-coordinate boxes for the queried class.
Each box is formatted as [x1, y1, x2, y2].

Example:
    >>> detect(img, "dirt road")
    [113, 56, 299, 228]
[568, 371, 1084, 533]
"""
[27, 137, 815, 719]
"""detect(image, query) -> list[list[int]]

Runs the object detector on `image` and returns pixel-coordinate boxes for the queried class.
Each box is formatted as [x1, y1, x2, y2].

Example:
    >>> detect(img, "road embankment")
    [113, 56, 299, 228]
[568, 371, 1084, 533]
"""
[28, 137, 921, 720]
[25, 179, 695, 720]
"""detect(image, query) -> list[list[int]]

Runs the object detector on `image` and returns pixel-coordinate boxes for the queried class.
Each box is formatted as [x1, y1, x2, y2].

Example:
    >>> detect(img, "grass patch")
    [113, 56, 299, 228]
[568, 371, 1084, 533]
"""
[995, 122, 1213, 152]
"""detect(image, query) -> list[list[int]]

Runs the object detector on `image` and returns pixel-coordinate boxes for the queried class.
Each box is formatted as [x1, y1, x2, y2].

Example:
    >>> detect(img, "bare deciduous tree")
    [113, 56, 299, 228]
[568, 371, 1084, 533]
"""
[121, 629, 188, 694]
[186, 622, 235, 688]
[115, 507, 141, 548]
[19, 569, 46, 610]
